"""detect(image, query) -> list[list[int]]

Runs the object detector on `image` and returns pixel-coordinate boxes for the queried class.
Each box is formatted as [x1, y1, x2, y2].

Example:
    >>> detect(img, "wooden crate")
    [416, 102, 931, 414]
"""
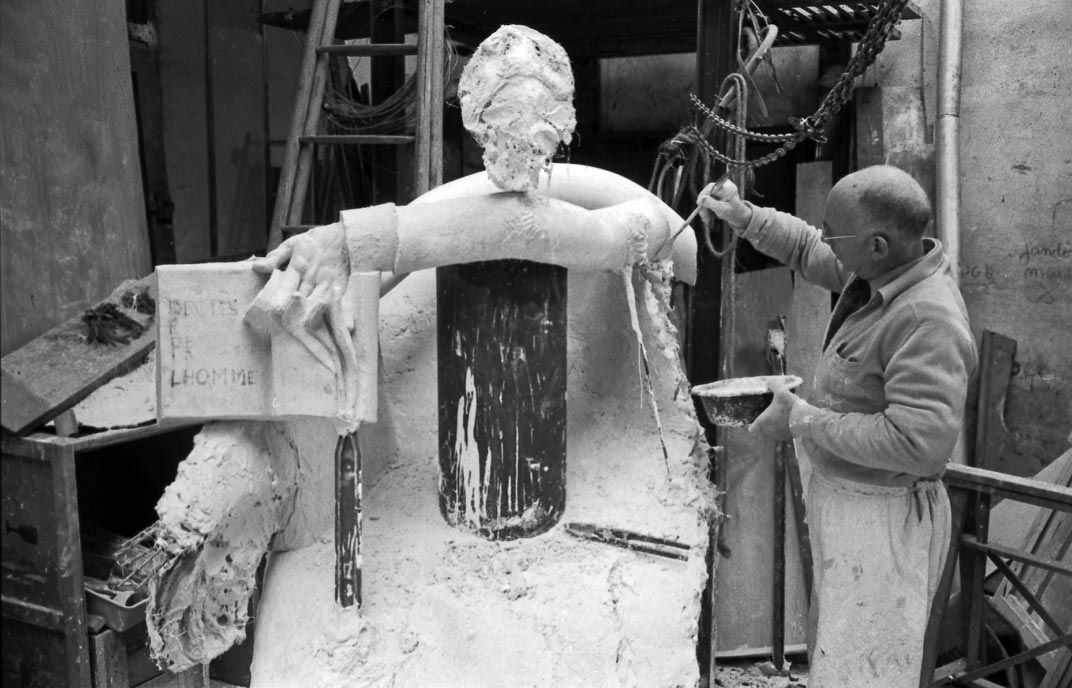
[1, 423, 199, 688]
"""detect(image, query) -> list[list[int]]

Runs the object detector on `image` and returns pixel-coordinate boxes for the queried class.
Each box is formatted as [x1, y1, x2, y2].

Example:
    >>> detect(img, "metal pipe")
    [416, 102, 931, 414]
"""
[937, 0, 969, 470]
[936, 0, 963, 280]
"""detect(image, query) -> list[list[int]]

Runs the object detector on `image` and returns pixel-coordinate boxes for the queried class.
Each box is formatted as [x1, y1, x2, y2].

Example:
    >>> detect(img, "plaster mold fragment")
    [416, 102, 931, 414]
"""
[459, 25, 576, 191]
[147, 421, 299, 671]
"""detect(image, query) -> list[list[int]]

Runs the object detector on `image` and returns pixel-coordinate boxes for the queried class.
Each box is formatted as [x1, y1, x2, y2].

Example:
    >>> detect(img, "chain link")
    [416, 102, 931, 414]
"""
[695, 0, 911, 170]
[690, 96, 798, 142]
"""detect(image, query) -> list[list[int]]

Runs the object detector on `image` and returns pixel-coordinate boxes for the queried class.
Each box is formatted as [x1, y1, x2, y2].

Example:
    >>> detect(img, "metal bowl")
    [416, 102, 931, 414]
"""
[691, 374, 803, 427]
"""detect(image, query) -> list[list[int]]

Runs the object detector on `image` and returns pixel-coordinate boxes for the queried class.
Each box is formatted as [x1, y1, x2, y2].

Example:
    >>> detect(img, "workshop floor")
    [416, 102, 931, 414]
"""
[711, 659, 810, 687]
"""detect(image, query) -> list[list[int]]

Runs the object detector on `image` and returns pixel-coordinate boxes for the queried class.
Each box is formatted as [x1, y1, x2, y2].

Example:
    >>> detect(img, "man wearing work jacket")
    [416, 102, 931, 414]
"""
[700, 164, 978, 687]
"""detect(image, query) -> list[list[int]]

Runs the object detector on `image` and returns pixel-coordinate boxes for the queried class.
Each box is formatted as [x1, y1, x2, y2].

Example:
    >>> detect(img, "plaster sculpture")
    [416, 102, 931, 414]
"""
[147, 422, 299, 670]
[147, 25, 713, 685]
[458, 24, 576, 191]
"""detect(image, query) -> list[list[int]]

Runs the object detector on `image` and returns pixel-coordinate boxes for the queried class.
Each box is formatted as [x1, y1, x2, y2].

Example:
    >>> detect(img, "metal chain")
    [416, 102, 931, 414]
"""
[690, 96, 797, 142]
[689, 125, 797, 168]
[695, 0, 911, 169]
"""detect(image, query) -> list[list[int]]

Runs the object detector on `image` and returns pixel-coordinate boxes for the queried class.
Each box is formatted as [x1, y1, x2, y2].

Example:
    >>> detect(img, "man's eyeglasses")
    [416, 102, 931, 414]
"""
[821, 233, 860, 242]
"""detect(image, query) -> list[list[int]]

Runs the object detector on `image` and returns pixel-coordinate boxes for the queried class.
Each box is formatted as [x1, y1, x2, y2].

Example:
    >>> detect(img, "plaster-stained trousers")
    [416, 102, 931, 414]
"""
[805, 470, 951, 688]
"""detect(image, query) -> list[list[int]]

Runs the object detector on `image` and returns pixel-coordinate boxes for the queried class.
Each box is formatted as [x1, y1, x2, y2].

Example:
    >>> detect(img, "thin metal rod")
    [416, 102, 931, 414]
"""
[772, 441, 787, 669]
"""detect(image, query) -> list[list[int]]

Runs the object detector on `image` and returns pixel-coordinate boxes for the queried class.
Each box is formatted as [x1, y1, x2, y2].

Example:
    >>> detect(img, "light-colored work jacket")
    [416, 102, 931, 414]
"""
[739, 205, 978, 486]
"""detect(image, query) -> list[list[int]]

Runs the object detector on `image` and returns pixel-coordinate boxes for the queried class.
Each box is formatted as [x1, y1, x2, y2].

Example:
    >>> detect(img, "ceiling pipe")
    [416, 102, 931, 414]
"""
[936, 0, 963, 281]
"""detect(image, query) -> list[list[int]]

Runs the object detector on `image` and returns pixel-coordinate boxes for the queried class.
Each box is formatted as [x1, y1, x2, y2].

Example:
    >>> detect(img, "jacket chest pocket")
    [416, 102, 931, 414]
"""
[815, 346, 886, 410]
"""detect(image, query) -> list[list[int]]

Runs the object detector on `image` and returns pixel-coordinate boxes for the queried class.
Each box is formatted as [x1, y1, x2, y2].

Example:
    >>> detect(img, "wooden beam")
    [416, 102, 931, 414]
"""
[954, 633, 1072, 686]
[988, 553, 1067, 638]
[961, 537, 1072, 578]
[1, 277, 156, 436]
[975, 331, 1020, 475]
[945, 464, 1072, 513]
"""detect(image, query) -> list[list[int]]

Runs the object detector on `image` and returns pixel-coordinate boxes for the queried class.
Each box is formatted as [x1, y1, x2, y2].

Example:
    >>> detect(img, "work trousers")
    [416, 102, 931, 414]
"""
[806, 470, 951, 688]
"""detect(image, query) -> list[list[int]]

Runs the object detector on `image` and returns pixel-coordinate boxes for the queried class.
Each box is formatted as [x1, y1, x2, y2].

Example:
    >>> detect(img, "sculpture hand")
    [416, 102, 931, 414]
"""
[252, 222, 351, 331]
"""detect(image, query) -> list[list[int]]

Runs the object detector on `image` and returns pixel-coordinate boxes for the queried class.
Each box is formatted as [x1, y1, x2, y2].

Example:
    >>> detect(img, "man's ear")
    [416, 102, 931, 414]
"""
[870, 234, 890, 259]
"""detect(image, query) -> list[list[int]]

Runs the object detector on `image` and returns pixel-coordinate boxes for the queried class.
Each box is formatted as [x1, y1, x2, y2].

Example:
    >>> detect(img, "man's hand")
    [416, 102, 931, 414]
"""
[697, 179, 752, 232]
[749, 380, 797, 442]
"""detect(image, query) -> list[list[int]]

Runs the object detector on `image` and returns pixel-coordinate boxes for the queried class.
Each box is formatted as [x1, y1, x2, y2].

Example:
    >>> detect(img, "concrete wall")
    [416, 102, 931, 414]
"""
[0, 0, 151, 354]
[869, 0, 1072, 470]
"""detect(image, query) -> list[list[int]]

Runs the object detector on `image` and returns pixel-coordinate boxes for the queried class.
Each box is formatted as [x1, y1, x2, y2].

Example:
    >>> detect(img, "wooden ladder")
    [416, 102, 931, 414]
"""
[266, 0, 445, 610]
[266, 0, 445, 250]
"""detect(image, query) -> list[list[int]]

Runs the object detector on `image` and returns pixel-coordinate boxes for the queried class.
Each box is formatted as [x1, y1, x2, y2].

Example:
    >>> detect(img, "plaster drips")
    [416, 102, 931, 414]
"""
[458, 25, 576, 191]
[147, 421, 300, 671]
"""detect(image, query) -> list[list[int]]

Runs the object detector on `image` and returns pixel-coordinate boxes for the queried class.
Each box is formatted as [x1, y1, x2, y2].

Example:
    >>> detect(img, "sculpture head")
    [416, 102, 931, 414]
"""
[458, 25, 577, 192]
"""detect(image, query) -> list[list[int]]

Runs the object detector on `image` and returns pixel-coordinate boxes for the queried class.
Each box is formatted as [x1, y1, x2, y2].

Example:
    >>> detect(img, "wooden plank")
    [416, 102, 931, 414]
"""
[415, 0, 445, 196]
[267, 0, 331, 250]
[954, 633, 1072, 685]
[945, 464, 1072, 513]
[714, 267, 809, 655]
[975, 331, 1020, 475]
[988, 554, 1067, 638]
[89, 628, 130, 688]
[920, 487, 969, 688]
[207, 2, 270, 257]
[961, 537, 1072, 577]
[964, 493, 992, 669]
[987, 449, 1072, 577]
[129, 42, 177, 266]
[0, 596, 66, 632]
[317, 42, 416, 56]
[1, 277, 156, 436]
[299, 134, 416, 145]
[48, 441, 92, 688]
[855, 86, 885, 169]
[0, 0, 151, 356]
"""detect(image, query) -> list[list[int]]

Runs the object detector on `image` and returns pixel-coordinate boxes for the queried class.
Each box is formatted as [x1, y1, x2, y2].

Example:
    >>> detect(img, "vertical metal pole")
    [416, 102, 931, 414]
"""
[772, 441, 787, 669]
[695, 2, 738, 676]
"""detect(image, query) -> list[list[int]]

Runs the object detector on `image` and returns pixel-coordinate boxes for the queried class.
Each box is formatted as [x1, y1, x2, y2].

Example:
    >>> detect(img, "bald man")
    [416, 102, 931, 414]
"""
[699, 165, 977, 687]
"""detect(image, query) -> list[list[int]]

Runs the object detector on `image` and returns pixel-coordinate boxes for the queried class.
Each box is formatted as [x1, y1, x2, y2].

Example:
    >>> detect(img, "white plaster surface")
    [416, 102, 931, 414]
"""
[150, 421, 299, 670]
[72, 349, 157, 430]
[251, 265, 716, 687]
[459, 25, 576, 192]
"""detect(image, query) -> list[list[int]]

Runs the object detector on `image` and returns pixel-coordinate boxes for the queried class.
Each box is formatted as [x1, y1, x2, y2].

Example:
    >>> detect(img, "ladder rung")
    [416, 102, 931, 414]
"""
[299, 134, 415, 145]
[316, 43, 418, 57]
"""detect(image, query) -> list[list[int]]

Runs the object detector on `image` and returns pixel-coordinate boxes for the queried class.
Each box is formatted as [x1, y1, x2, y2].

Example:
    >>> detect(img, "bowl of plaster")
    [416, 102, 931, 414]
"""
[691, 375, 803, 428]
